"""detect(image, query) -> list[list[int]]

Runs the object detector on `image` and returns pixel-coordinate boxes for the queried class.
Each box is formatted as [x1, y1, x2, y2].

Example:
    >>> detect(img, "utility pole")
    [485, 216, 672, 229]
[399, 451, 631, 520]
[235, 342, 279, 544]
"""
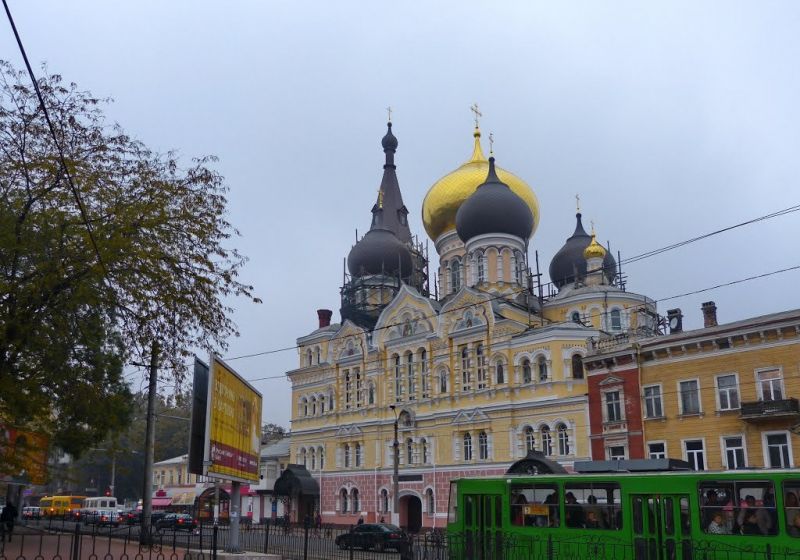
[389, 405, 399, 525]
[140, 342, 159, 543]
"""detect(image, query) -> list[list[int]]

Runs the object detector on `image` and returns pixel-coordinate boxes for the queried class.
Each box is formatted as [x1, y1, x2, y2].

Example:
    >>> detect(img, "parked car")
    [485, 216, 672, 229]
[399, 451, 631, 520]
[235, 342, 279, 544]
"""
[155, 513, 196, 532]
[22, 506, 41, 520]
[335, 524, 407, 552]
[82, 508, 122, 526]
[125, 510, 167, 525]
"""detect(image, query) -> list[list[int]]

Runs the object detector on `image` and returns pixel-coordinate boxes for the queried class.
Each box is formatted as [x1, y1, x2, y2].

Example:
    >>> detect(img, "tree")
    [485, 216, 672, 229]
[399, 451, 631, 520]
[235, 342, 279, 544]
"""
[0, 60, 256, 470]
[261, 423, 287, 445]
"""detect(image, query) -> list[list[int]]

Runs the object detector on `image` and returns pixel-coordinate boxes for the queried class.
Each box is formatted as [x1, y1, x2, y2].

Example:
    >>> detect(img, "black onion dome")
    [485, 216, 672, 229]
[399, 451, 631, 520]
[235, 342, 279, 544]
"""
[382, 122, 398, 151]
[548, 213, 617, 289]
[347, 228, 413, 277]
[455, 157, 534, 242]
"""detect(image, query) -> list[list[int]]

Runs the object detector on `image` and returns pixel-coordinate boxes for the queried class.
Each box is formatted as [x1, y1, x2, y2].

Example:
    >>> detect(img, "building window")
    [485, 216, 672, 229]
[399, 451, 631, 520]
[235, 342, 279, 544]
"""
[571, 311, 581, 324]
[344, 444, 351, 468]
[648, 442, 666, 459]
[609, 309, 622, 331]
[306, 349, 313, 366]
[541, 426, 552, 456]
[368, 383, 375, 405]
[515, 251, 525, 285]
[496, 361, 505, 384]
[571, 354, 584, 380]
[684, 439, 706, 470]
[319, 447, 325, 469]
[757, 369, 783, 401]
[557, 424, 570, 455]
[524, 426, 535, 452]
[463, 432, 473, 461]
[344, 370, 352, 409]
[439, 370, 448, 393]
[723, 436, 746, 469]
[476, 345, 487, 389]
[406, 438, 414, 465]
[394, 355, 403, 402]
[340, 489, 348, 513]
[537, 356, 548, 382]
[643, 385, 663, 418]
[605, 391, 622, 422]
[764, 432, 791, 468]
[407, 353, 416, 400]
[380, 489, 389, 513]
[420, 349, 429, 398]
[426, 488, 435, 515]
[301, 398, 308, 417]
[450, 259, 461, 293]
[421, 438, 429, 464]
[355, 369, 362, 407]
[679, 380, 701, 415]
[460, 347, 471, 391]
[310, 448, 316, 470]
[521, 359, 532, 384]
[320, 395, 326, 414]
[478, 431, 489, 460]
[311, 397, 317, 416]
[716, 374, 739, 410]
[355, 443, 362, 467]
[476, 251, 485, 283]
[351, 489, 360, 512]
[300, 449, 307, 467]
[607, 446, 626, 460]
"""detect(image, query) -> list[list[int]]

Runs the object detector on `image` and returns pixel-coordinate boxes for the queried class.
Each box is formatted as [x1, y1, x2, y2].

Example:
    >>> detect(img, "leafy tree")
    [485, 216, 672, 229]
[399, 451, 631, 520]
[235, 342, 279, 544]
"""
[261, 423, 288, 444]
[0, 60, 255, 471]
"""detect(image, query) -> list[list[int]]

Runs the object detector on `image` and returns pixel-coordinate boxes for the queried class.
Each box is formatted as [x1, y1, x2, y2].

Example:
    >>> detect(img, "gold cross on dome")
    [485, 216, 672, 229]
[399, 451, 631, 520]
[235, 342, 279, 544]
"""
[590, 219, 596, 234]
[470, 103, 482, 128]
[386, 106, 392, 123]
[489, 132, 494, 154]
[575, 194, 581, 213]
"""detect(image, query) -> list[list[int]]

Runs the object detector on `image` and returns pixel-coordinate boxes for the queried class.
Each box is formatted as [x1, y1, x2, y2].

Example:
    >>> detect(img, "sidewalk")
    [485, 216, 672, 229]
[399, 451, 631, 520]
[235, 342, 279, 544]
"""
[0, 531, 192, 560]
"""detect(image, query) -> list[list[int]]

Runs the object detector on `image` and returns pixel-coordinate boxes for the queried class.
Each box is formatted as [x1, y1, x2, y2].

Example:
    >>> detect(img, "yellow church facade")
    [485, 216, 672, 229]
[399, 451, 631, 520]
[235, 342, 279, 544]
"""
[285, 120, 657, 530]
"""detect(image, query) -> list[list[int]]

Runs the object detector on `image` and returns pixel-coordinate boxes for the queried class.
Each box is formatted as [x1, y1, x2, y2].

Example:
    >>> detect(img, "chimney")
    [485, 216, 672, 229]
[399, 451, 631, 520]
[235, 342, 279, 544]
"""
[667, 308, 683, 334]
[317, 309, 333, 328]
[702, 301, 718, 328]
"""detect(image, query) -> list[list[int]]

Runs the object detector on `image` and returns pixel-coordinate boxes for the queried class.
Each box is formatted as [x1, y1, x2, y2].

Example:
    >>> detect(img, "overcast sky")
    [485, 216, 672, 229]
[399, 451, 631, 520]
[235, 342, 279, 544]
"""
[3, 1, 799, 428]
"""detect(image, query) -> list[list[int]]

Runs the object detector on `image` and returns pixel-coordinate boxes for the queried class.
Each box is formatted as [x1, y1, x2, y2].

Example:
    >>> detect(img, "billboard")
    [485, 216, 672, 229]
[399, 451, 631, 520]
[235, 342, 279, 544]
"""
[204, 354, 262, 483]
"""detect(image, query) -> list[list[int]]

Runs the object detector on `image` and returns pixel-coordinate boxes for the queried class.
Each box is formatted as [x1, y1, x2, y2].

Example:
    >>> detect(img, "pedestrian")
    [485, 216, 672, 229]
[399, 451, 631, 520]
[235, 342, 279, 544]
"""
[1, 502, 17, 542]
[357, 516, 364, 525]
[379, 516, 385, 524]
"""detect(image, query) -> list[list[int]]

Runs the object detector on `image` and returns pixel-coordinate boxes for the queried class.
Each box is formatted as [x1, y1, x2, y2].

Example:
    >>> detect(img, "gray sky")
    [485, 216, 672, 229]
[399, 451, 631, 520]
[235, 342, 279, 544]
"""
[3, 1, 799, 428]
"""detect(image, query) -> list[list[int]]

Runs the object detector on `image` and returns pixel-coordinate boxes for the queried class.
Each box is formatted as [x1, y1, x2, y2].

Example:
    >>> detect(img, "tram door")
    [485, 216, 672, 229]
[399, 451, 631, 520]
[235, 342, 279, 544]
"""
[464, 494, 503, 560]
[632, 495, 693, 560]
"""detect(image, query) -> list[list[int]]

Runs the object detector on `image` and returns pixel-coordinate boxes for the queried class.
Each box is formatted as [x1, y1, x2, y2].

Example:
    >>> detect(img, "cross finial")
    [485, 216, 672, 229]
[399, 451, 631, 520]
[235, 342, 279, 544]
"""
[575, 194, 581, 213]
[378, 187, 384, 208]
[386, 106, 392, 123]
[590, 219, 595, 234]
[470, 103, 482, 128]
[489, 132, 494, 155]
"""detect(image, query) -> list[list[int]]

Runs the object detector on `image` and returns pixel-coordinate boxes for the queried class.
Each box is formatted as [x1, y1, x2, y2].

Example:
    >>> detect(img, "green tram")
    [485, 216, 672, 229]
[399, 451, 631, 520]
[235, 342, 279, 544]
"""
[445, 458, 800, 560]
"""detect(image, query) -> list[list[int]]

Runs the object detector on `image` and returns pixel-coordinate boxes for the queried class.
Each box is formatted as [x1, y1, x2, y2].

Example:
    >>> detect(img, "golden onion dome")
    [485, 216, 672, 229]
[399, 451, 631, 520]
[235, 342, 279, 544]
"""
[583, 233, 607, 260]
[421, 129, 540, 241]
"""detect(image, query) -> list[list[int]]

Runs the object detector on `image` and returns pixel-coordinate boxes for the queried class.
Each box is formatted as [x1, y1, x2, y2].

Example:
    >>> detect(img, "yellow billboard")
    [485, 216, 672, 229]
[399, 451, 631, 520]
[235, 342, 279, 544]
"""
[205, 355, 262, 483]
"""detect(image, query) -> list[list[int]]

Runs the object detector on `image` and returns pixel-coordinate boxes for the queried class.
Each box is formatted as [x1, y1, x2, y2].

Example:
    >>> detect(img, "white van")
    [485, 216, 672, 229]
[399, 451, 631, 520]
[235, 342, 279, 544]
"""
[82, 497, 121, 526]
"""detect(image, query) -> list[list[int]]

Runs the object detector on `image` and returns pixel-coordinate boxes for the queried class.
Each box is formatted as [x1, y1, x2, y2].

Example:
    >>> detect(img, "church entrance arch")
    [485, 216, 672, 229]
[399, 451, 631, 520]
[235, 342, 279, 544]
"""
[399, 494, 422, 533]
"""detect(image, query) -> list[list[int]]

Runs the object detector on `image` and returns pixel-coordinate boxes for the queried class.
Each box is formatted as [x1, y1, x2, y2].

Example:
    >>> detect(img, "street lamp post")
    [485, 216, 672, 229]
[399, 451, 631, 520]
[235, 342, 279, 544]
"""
[389, 405, 399, 525]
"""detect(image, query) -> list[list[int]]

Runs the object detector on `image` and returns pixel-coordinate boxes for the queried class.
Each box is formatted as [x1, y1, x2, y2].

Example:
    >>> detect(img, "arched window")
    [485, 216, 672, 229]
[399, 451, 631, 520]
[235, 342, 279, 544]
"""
[340, 489, 349, 513]
[451, 259, 461, 293]
[393, 354, 403, 401]
[310, 448, 316, 470]
[406, 438, 414, 465]
[538, 356, 548, 382]
[571, 311, 582, 324]
[479, 431, 489, 460]
[610, 309, 622, 331]
[315, 347, 320, 364]
[351, 488, 360, 512]
[476, 251, 485, 283]
[355, 443, 362, 467]
[524, 426, 535, 452]
[463, 432, 473, 461]
[301, 397, 308, 417]
[426, 488, 435, 514]
[541, 426, 552, 456]
[421, 438, 429, 464]
[522, 359, 532, 384]
[301, 448, 307, 467]
[572, 354, 584, 380]
[319, 447, 325, 469]
[344, 444, 351, 468]
[439, 370, 448, 393]
[355, 368, 362, 407]
[515, 251, 525, 285]
[420, 349, 429, 398]
[476, 345, 487, 389]
[344, 370, 352, 409]
[407, 352, 416, 400]
[368, 383, 375, 405]
[311, 397, 317, 416]
[381, 489, 389, 513]
[320, 395, 326, 414]
[461, 347, 471, 391]
[557, 424, 570, 455]
[496, 361, 505, 384]
[306, 349, 313, 366]
[328, 390, 335, 412]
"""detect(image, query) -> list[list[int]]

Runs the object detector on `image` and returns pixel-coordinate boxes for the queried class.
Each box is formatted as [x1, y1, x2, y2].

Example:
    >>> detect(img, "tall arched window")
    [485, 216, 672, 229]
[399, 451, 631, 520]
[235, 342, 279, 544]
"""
[344, 370, 352, 409]
[537, 356, 548, 382]
[355, 443, 362, 467]
[496, 361, 505, 384]
[610, 309, 622, 331]
[572, 354, 584, 380]
[524, 426, 535, 452]
[421, 438, 429, 464]
[310, 448, 316, 470]
[407, 352, 416, 400]
[463, 432, 473, 461]
[461, 347, 471, 391]
[320, 395, 326, 414]
[541, 426, 552, 456]
[315, 347, 320, 364]
[420, 349, 429, 398]
[351, 489, 360, 512]
[406, 438, 414, 465]
[368, 383, 375, 405]
[340, 489, 349, 513]
[476, 251, 485, 283]
[381, 489, 389, 513]
[328, 390, 335, 412]
[476, 345, 487, 389]
[522, 359, 532, 383]
[301, 448, 307, 467]
[306, 349, 313, 366]
[451, 259, 461, 293]
[319, 447, 325, 469]
[557, 423, 570, 455]
[478, 431, 489, 460]
[515, 251, 526, 285]
[439, 370, 448, 393]
[355, 368, 363, 407]
[344, 444, 351, 468]
[311, 397, 317, 416]
[393, 354, 403, 402]
[426, 488, 435, 514]
[301, 397, 308, 416]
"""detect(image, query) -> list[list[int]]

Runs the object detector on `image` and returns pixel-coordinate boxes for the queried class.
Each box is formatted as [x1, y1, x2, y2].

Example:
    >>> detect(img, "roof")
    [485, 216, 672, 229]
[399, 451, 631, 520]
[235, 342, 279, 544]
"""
[154, 454, 187, 467]
[261, 437, 291, 459]
[273, 464, 319, 497]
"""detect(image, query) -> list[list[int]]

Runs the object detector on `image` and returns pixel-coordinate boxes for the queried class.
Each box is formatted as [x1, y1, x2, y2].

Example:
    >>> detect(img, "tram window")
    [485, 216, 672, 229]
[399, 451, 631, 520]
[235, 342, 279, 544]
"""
[633, 497, 643, 533]
[782, 481, 800, 537]
[699, 480, 777, 535]
[510, 484, 560, 528]
[698, 483, 735, 533]
[465, 495, 474, 525]
[664, 497, 675, 535]
[563, 482, 623, 530]
[681, 497, 691, 533]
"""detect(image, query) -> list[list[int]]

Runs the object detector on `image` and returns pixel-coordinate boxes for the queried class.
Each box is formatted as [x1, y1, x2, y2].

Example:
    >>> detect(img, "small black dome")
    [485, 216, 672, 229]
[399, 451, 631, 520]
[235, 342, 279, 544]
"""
[347, 228, 412, 277]
[382, 122, 398, 151]
[455, 157, 534, 242]
[548, 213, 617, 289]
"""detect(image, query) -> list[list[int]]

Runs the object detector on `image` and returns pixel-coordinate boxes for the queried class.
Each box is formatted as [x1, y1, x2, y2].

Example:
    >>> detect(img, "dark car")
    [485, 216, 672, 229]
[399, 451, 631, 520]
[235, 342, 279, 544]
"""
[335, 524, 407, 552]
[126, 510, 167, 525]
[155, 513, 197, 532]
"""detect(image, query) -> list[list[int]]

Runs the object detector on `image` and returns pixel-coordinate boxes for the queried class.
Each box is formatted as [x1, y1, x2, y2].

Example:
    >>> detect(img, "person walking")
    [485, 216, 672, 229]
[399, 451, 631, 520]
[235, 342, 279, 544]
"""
[1, 502, 17, 542]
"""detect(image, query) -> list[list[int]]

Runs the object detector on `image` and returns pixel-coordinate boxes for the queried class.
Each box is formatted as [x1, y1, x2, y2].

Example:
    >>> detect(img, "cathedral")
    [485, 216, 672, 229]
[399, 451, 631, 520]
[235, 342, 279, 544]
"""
[285, 118, 657, 530]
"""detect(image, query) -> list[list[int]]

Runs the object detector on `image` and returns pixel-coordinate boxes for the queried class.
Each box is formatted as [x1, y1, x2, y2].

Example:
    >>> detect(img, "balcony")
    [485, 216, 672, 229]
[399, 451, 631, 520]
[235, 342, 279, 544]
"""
[740, 398, 800, 422]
